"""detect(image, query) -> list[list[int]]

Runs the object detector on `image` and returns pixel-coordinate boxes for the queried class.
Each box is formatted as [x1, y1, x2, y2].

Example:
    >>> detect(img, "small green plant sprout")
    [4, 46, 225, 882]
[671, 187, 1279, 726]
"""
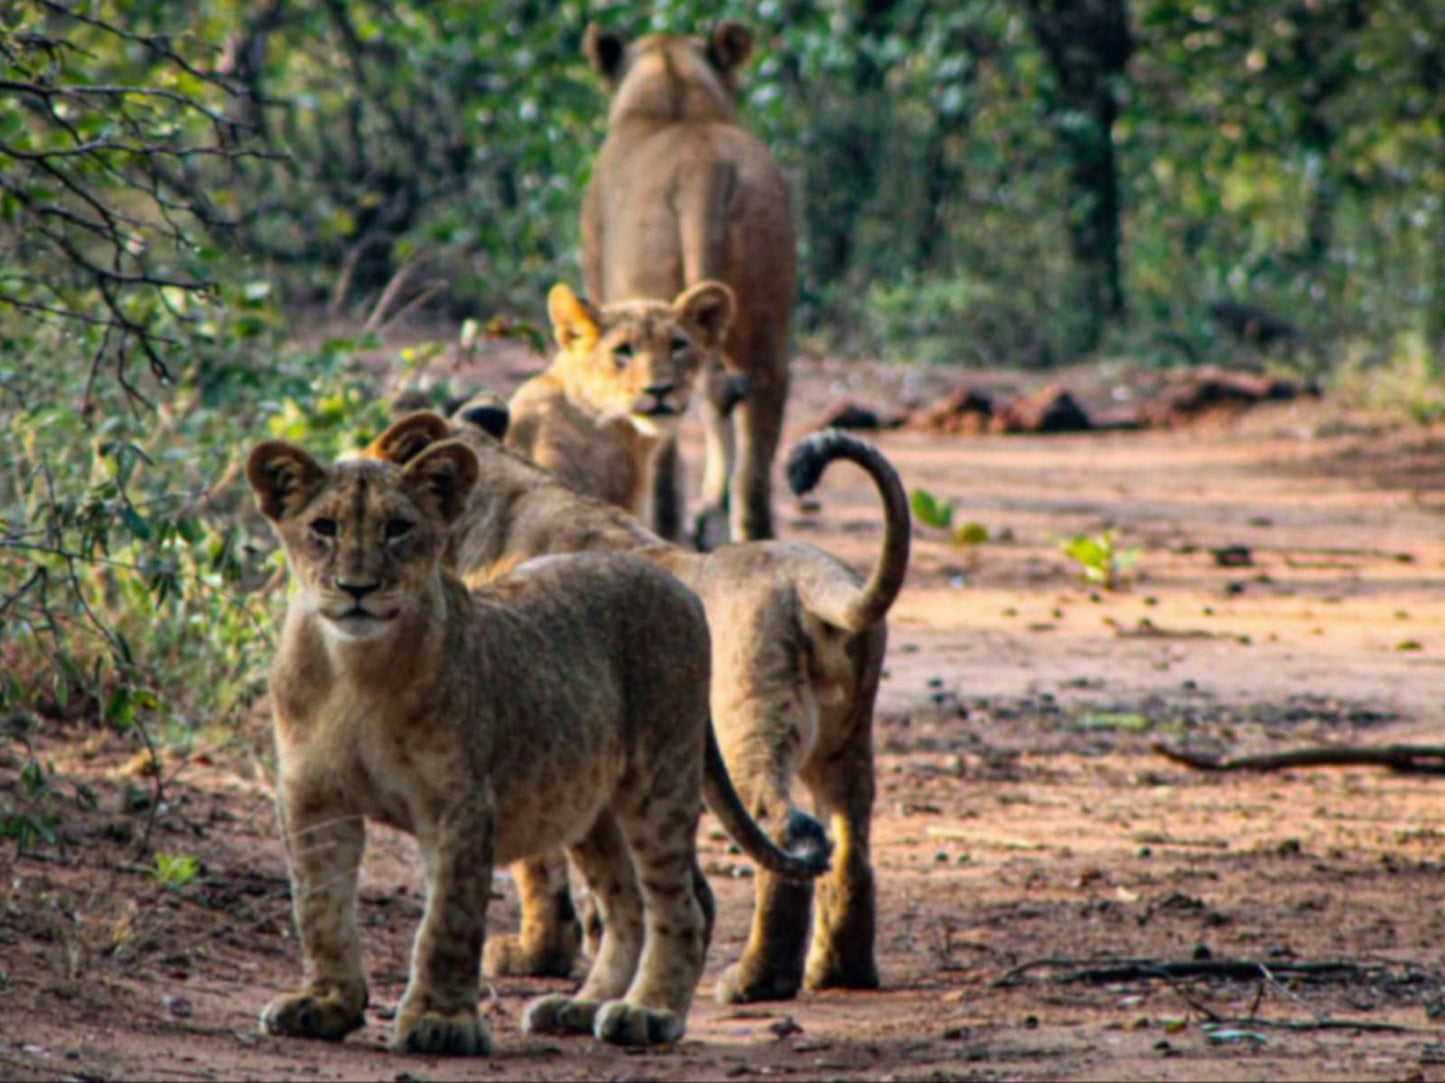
[910, 488, 989, 551]
[1059, 530, 1141, 590]
[150, 852, 200, 892]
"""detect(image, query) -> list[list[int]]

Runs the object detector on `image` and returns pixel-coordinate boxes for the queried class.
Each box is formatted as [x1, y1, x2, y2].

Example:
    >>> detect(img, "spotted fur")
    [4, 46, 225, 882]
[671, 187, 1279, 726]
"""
[248, 438, 819, 1055]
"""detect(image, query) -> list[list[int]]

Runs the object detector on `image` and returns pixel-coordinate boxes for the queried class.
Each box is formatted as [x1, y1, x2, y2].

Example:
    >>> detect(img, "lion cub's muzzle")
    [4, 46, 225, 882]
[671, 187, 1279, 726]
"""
[632, 383, 686, 420]
[317, 582, 400, 637]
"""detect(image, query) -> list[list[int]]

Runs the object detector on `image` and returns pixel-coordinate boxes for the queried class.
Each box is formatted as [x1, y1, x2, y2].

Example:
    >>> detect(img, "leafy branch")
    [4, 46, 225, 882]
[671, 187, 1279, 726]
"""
[0, 3, 272, 403]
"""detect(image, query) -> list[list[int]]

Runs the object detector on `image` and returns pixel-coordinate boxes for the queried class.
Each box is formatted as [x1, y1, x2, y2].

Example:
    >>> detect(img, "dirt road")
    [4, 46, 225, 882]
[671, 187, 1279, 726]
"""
[4, 355, 1445, 1081]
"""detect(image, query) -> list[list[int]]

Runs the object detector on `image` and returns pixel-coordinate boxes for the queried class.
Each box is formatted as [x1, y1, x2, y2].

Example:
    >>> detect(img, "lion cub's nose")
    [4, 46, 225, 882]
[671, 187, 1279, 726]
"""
[337, 581, 381, 602]
[644, 382, 675, 398]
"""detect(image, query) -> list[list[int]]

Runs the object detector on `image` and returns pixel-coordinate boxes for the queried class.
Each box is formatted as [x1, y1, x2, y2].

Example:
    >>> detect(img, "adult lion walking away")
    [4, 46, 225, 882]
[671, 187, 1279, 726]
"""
[581, 20, 796, 546]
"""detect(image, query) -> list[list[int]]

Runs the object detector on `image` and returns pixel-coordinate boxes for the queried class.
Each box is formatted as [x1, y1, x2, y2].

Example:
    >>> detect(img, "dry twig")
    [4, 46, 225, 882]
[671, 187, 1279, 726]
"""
[1153, 741, 1445, 775]
[993, 956, 1371, 987]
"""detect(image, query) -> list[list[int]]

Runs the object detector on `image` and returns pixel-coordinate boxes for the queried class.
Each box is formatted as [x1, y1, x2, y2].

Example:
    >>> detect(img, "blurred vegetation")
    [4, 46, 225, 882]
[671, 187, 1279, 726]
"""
[0, 0, 1441, 819]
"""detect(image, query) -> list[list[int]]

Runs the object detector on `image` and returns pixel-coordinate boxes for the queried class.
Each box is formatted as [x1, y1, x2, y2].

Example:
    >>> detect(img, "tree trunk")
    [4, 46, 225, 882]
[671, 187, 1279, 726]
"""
[802, 0, 900, 290]
[1023, 0, 1132, 354]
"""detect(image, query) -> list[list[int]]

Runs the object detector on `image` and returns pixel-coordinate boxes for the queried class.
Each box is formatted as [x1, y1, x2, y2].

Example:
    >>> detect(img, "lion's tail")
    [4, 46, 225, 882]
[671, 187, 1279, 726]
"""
[785, 429, 911, 634]
[701, 726, 831, 882]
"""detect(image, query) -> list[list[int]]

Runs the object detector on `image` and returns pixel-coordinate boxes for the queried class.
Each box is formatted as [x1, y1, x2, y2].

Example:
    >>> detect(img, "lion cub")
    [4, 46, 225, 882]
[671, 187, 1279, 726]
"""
[506, 280, 739, 537]
[367, 401, 910, 1005]
[247, 438, 826, 1054]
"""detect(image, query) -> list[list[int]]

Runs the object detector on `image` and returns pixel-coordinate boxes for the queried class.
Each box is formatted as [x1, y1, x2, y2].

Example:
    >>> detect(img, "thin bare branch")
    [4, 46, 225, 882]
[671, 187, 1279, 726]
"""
[1153, 741, 1445, 775]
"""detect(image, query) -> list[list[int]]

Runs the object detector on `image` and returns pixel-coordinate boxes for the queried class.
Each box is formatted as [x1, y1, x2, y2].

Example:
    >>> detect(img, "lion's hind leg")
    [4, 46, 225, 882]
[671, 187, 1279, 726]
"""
[484, 854, 582, 978]
[712, 686, 815, 1005]
[801, 661, 882, 992]
[591, 793, 708, 1046]
[714, 868, 813, 1004]
[694, 395, 737, 550]
[729, 366, 787, 542]
[522, 812, 642, 1038]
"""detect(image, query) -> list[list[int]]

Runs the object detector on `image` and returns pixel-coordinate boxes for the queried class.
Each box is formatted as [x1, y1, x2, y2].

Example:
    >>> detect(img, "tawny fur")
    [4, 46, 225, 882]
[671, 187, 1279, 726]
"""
[581, 20, 795, 545]
[506, 282, 735, 532]
[363, 405, 910, 1004]
[248, 439, 825, 1056]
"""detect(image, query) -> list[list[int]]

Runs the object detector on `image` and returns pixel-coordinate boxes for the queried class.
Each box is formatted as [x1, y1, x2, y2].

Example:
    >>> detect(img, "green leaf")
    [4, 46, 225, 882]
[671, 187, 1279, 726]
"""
[120, 505, 151, 541]
[910, 487, 954, 530]
[105, 687, 135, 729]
[951, 522, 989, 547]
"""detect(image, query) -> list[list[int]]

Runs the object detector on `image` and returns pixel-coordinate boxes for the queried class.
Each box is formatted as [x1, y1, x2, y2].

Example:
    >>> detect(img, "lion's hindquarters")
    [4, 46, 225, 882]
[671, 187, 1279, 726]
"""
[497, 554, 715, 1042]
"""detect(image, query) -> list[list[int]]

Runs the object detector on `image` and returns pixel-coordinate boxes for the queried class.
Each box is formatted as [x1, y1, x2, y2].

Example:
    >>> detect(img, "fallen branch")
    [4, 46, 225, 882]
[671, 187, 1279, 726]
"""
[1212, 1016, 1419, 1035]
[1152, 741, 1445, 776]
[993, 957, 1370, 988]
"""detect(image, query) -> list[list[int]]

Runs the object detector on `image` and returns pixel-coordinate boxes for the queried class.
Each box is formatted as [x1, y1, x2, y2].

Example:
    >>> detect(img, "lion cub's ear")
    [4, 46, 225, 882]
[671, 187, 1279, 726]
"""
[365, 411, 451, 465]
[707, 21, 752, 73]
[548, 283, 603, 353]
[674, 280, 736, 349]
[401, 440, 479, 525]
[247, 441, 327, 522]
[583, 24, 628, 85]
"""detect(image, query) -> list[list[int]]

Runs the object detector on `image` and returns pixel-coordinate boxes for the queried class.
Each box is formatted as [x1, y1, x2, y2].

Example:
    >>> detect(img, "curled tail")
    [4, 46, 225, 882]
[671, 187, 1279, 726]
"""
[702, 726, 831, 882]
[786, 429, 911, 633]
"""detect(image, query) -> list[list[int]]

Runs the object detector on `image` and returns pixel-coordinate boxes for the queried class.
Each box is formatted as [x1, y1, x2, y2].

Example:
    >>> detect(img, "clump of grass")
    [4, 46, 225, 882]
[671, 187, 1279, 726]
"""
[1059, 530, 1141, 590]
[1331, 331, 1444, 423]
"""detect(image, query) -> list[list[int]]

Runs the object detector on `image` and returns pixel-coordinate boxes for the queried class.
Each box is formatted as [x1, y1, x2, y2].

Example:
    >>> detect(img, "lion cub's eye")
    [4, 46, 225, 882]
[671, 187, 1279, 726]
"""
[670, 336, 690, 353]
[612, 341, 634, 368]
[310, 517, 337, 538]
[384, 518, 412, 540]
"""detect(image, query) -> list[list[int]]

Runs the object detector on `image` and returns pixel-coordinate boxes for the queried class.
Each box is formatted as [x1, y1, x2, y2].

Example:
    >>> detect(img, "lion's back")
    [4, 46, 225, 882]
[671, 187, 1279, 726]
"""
[586, 122, 794, 315]
[494, 550, 709, 693]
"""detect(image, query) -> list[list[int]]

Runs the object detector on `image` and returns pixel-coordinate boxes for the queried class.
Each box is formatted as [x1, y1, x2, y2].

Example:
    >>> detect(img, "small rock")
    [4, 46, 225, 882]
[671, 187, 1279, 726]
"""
[1141, 365, 1307, 427]
[767, 1016, 803, 1040]
[992, 385, 1092, 434]
[906, 387, 994, 435]
[1212, 544, 1253, 567]
[810, 399, 906, 432]
[163, 995, 192, 1019]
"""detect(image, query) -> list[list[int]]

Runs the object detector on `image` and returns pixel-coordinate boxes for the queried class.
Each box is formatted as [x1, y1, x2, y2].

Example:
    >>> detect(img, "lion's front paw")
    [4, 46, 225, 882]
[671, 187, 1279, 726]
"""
[390, 1005, 491, 1056]
[260, 990, 366, 1042]
[484, 930, 579, 979]
[714, 958, 802, 1005]
[520, 993, 600, 1036]
[593, 999, 685, 1046]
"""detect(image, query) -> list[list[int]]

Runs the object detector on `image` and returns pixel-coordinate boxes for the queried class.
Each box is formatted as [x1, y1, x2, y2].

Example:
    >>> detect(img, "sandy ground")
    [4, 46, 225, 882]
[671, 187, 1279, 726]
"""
[3, 350, 1445, 1081]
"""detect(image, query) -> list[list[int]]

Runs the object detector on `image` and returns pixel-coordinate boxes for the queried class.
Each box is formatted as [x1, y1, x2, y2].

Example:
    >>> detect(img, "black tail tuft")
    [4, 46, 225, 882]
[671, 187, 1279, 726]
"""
[782, 808, 833, 875]
[459, 402, 510, 440]
[786, 429, 851, 497]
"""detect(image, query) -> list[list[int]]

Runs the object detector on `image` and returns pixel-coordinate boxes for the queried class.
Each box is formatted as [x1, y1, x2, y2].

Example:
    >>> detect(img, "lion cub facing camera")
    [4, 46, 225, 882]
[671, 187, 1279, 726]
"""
[247, 438, 826, 1055]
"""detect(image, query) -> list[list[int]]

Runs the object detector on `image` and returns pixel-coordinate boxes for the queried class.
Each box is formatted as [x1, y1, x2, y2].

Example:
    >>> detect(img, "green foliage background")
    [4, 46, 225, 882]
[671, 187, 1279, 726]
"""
[0, 0, 1441, 831]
